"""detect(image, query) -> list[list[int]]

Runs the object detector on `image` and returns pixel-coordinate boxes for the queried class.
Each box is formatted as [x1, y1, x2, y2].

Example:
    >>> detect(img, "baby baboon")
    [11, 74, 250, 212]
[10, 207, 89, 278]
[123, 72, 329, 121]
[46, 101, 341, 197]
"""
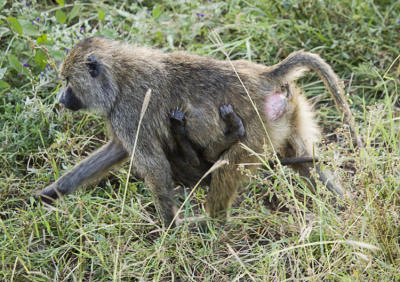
[38, 37, 355, 226]
[169, 103, 318, 187]
[168, 104, 245, 186]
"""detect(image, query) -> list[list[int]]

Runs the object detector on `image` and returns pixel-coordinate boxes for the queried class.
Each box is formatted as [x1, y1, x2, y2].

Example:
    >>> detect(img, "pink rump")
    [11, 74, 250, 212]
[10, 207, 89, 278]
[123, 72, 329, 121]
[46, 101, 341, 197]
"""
[264, 93, 287, 121]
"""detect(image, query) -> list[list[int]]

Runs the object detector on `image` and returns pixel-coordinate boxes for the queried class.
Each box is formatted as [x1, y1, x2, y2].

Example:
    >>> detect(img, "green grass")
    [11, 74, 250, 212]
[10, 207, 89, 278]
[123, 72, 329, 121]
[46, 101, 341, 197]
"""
[1, 0, 399, 280]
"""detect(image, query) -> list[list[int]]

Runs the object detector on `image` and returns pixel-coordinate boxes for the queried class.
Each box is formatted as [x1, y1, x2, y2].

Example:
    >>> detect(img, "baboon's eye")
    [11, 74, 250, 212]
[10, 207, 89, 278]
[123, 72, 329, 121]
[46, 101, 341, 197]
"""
[86, 55, 101, 78]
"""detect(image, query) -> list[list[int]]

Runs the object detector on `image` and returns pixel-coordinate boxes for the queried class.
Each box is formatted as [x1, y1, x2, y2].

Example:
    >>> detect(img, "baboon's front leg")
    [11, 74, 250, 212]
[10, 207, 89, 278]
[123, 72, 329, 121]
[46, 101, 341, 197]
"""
[39, 140, 128, 203]
[141, 153, 178, 227]
[145, 173, 177, 227]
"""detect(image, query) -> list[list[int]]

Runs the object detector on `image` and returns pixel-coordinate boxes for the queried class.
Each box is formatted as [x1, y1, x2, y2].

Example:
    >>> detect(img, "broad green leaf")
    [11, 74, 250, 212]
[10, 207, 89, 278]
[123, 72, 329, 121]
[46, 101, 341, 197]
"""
[35, 49, 48, 69]
[97, 29, 118, 39]
[56, 10, 66, 24]
[154, 30, 163, 43]
[68, 5, 81, 23]
[8, 55, 30, 76]
[8, 54, 21, 72]
[50, 50, 64, 61]
[20, 20, 40, 36]
[7, 17, 22, 35]
[56, 0, 64, 5]
[0, 0, 6, 9]
[0, 80, 10, 89]
[152, 5, 163, 20]
[97, 8, 105, 21]
[37, 33, 53, 45]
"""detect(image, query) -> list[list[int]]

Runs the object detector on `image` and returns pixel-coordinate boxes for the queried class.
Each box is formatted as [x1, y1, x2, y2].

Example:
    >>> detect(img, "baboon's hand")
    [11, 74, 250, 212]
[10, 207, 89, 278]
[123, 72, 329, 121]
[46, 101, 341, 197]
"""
[170, 109, 185, 126]
[219, 104, 234, 120]
[38, 184, 59, 204]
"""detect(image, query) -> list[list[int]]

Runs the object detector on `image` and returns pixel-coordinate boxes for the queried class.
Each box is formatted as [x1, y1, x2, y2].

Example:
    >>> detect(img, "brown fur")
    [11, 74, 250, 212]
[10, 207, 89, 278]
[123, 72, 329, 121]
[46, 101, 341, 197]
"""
[38, 37, 353, 225]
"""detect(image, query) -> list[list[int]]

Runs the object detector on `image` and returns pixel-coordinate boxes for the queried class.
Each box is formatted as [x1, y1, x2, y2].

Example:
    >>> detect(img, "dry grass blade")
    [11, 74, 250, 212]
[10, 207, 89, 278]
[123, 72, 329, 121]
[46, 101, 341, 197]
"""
[226, 243, 257, 282]
[269, 240, 380, 257]
[114, 88, 152, 280]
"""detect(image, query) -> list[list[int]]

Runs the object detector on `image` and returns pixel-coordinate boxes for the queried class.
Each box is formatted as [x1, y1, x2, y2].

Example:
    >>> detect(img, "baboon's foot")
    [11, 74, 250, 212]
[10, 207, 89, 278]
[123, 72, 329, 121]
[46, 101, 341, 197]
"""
[219, 104, 245, 138]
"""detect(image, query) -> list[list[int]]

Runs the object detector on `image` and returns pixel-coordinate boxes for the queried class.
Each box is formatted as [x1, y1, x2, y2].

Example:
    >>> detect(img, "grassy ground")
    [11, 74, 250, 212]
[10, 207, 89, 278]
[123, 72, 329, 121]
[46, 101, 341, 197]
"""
[1, 0, 399, 280]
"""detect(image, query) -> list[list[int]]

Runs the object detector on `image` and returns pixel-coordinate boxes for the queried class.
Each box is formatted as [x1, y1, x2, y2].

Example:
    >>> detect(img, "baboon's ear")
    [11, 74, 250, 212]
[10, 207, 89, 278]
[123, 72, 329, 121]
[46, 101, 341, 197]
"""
[86, 55, 101, 78]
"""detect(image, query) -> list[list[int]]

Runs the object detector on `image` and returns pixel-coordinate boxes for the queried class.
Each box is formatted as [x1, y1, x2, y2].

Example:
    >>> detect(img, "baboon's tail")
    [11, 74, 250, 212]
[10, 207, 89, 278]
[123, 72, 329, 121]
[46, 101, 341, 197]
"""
[266, 51, 363, 148]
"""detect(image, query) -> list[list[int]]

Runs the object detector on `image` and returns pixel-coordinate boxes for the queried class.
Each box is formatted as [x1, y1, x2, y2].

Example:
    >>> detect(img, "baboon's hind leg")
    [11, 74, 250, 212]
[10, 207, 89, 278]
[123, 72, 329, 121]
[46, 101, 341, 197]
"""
[206, 165, 241, 219]
[286, 134, 344, 196]
[283, 94, 344, 196]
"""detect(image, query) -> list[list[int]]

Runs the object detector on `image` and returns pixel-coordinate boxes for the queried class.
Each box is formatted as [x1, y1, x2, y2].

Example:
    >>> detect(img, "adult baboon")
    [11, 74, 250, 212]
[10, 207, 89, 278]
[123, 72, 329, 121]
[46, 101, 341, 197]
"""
[38, 37, 355, 226]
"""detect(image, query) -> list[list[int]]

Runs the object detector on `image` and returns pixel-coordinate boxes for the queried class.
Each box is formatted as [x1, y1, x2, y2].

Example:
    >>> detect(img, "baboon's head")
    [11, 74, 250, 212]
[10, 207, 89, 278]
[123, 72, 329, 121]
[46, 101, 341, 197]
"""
[59, 37, 118, 115]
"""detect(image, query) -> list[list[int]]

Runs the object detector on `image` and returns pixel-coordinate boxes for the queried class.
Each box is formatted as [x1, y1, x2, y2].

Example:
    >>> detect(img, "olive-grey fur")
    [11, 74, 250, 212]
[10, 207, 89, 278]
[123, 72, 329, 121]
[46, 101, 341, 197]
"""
[39, 37, 354, 226]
